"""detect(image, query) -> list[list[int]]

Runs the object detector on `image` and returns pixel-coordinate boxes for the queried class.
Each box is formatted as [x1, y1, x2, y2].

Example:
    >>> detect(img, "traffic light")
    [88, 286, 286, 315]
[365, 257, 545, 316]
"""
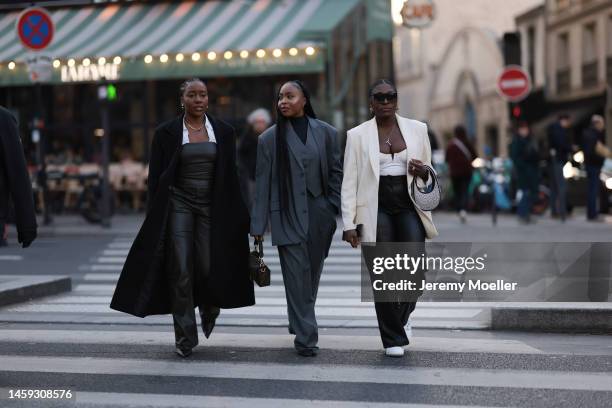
[97, 84, 117, 102]
[512, 105, 522, 118]
[106, 84, 117, 101]
[503, 32, 521, 66]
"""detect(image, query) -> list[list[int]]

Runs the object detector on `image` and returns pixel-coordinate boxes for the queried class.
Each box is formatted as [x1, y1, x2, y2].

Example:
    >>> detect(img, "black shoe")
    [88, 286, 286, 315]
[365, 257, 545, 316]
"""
[175, 347, 192, 358]
[297, 348, 317, 357]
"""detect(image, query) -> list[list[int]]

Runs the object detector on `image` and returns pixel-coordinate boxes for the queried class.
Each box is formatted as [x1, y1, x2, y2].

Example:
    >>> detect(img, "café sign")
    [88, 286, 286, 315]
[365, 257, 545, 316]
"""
[400, 0, 436, 29]
[61, 63, 119, 83]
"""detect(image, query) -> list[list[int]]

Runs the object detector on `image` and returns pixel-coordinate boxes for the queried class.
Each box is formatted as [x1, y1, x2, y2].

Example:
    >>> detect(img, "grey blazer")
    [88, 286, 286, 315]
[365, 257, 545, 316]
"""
[250, 117, 342, 246]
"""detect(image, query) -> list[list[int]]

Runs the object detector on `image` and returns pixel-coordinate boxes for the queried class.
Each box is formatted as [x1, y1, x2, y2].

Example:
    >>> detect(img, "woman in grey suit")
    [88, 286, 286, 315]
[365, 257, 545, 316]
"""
[251, 80, 342, 356]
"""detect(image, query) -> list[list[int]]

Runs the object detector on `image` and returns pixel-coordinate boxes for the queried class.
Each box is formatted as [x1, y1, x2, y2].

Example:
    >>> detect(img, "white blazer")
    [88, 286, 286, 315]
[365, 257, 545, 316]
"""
[341, 114, 438, 242]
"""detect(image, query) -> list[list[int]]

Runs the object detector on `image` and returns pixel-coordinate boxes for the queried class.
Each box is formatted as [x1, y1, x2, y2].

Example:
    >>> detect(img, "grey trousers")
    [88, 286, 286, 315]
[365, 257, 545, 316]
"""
[277, 195, 336, 352]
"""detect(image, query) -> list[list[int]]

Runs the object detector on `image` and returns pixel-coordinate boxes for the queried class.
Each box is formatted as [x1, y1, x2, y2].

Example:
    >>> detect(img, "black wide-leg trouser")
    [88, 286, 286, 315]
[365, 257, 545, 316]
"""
[374, 176, 425, 348]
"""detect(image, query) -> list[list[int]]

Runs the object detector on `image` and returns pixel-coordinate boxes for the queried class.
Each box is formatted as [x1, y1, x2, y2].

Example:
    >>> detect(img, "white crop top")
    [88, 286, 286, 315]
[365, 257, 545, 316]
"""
[379, 149, 407, 176]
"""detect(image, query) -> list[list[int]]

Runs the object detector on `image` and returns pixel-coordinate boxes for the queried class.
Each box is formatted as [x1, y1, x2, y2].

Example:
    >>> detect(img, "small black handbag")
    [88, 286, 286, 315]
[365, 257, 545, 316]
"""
[249, 238, 271, 287]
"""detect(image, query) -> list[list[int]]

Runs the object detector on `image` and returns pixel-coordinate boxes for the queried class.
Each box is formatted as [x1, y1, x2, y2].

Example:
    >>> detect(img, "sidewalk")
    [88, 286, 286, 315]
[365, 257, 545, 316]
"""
[0, 275, 71, 307]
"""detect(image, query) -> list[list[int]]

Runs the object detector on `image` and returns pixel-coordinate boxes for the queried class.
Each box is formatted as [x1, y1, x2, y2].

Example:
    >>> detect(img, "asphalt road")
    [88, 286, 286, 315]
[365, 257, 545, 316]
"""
[0, 212, 611, 407]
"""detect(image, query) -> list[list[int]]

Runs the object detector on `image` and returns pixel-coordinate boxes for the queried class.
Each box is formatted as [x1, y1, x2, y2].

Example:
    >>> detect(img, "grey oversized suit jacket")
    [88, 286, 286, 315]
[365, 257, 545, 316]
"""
[250, 117, 342, 246]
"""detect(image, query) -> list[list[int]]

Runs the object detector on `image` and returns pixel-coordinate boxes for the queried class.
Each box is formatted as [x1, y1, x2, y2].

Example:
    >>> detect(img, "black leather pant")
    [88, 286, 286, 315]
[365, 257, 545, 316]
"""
[374, 176, 425, 348]
[168, 188, 219, 350]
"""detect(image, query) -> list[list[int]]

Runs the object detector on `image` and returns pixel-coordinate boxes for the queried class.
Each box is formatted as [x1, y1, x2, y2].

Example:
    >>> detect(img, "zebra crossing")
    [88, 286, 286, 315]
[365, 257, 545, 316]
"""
[1, 235, 611, 407]
[0, 232, 491, 329]
[0, 321, 610, 407]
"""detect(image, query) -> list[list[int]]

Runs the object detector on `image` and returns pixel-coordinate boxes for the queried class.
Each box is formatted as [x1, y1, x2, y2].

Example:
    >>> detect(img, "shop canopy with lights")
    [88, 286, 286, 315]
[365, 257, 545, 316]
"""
[0, 0, 374, 86]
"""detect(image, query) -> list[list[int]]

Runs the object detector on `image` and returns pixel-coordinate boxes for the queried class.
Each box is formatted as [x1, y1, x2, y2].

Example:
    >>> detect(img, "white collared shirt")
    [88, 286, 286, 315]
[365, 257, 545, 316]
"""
[182, 114, 216, 144]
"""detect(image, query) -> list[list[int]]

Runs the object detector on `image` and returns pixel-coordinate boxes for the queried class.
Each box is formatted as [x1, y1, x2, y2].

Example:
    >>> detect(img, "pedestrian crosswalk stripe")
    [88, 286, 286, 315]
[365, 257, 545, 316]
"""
[83, 264, 362, 272]
[82, 273, 363, 282]
[0, 330, 541, 354]
[103, 246, 361, 256]
[103, 249, 131, 256]
[0, 355, 608, 391]
[39, 295, 499, 308]
[94, 256, 362, 265]
[73, 284, 363, 293]
[89, 265, 123, 271]
[1, 304, 484, 318]
[108, 242, 133, 249]
[64, 392, 448, 408]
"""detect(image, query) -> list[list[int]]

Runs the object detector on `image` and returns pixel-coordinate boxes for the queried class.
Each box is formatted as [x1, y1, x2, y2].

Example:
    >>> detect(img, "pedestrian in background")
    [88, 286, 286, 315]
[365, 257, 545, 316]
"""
[341, 79, 438, 357]
[582, 115, 607, 221]
[510, 121, 539, 224]
[250, 80, 342, 357]
[0, 106, 37, 249]
[547, 114, 572, 221]
[238, 108, 271, 211]
[111, 78, 254, 358]
[445, 125, 477, 223]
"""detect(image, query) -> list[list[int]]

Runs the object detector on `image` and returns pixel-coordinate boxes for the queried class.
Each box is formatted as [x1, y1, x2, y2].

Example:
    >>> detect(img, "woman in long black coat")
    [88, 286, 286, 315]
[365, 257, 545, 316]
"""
[111, 78, 254, 357]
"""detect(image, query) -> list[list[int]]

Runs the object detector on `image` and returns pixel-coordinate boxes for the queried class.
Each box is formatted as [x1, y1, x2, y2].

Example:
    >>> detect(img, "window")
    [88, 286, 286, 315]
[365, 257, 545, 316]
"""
[527, 26, 536, 81]
[582, 23, 597, 63]
[582, 23, 598, 88]
[557, 32, 570, 69]
[608, 15, 612, 56]
[555, 0, 571, 11]
[556, 33, 571, 93]
[396, 28, 422, 77]
[607, 16, 612, 84]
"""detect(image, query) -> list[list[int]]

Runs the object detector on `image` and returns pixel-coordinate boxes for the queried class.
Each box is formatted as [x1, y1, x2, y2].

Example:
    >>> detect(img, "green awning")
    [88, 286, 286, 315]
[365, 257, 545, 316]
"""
[0, 0, 367, 86]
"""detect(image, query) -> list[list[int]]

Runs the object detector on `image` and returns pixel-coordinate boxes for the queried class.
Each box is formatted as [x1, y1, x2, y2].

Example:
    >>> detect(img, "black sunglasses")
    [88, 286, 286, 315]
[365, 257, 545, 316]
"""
[372, 92, 397, 102]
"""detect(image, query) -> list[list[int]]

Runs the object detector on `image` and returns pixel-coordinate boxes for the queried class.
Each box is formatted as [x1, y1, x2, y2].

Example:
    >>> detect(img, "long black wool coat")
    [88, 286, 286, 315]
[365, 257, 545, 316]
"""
[110, 115, 255, 317]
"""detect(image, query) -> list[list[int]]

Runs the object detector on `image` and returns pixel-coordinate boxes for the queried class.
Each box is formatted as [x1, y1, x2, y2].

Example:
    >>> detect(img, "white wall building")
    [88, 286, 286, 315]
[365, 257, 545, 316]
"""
[392, 0, 541, 156]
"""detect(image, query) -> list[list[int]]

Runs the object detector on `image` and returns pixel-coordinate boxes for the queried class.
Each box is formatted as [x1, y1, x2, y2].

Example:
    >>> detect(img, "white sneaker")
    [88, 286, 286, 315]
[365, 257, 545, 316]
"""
[385, 346, 405, 357]
[459, 210, 467, 224]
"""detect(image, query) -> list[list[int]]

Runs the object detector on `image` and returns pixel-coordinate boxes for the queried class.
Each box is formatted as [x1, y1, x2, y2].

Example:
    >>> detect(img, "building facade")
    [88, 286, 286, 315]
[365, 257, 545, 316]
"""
[392, 0, 542, 156]
[515, 0, 611, 143]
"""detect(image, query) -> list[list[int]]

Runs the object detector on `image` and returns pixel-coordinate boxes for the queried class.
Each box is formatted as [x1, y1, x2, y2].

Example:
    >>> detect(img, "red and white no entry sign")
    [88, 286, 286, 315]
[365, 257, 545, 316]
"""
[497, 65, 531, 102]
[16, 7, 54, 50]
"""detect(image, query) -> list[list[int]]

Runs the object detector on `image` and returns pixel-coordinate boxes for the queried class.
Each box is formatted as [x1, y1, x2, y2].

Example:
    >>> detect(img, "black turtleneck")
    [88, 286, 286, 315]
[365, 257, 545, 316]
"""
[290, 115, 308, 144]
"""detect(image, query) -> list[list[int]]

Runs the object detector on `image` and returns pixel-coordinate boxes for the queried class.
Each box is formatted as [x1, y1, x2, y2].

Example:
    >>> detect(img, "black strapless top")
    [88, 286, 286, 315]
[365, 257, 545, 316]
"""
[173, 142, 217, 202]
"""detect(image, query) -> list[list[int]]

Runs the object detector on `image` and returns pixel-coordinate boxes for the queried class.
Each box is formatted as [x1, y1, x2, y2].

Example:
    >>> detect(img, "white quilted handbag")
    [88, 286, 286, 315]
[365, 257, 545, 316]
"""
[410, 165, 441, 211]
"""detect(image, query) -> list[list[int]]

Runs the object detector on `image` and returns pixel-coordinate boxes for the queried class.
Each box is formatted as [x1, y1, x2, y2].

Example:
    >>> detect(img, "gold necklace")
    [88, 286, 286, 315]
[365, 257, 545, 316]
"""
[184, 118, 204, 132]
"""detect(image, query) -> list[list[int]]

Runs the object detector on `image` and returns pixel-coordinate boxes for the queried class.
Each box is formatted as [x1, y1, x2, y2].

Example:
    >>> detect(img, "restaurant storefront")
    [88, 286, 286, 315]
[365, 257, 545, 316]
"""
[0, 0, 394, 163]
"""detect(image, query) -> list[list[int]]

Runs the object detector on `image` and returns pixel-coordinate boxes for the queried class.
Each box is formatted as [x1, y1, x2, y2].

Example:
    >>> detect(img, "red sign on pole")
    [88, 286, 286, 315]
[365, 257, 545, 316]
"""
[497, 65, 532, 102]
[16, 7, 54, 51]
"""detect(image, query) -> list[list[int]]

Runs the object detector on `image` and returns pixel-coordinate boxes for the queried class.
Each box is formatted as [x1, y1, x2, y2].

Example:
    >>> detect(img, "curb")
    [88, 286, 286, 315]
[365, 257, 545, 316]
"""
[491, 306, 612, 333]
[0, 275, 72, 307]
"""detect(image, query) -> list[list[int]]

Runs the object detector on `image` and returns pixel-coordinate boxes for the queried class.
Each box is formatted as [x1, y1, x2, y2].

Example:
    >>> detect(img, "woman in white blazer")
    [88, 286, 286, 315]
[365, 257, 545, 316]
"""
[341, 79, 438, 357]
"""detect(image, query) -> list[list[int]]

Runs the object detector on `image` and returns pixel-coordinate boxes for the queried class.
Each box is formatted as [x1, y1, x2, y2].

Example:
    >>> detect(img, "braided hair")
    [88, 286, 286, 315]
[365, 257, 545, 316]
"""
[179, 78, 206, 112]
[179, 77, 205, 96]
[368, 78, 396, 97]
[275, 80, 316, 210]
